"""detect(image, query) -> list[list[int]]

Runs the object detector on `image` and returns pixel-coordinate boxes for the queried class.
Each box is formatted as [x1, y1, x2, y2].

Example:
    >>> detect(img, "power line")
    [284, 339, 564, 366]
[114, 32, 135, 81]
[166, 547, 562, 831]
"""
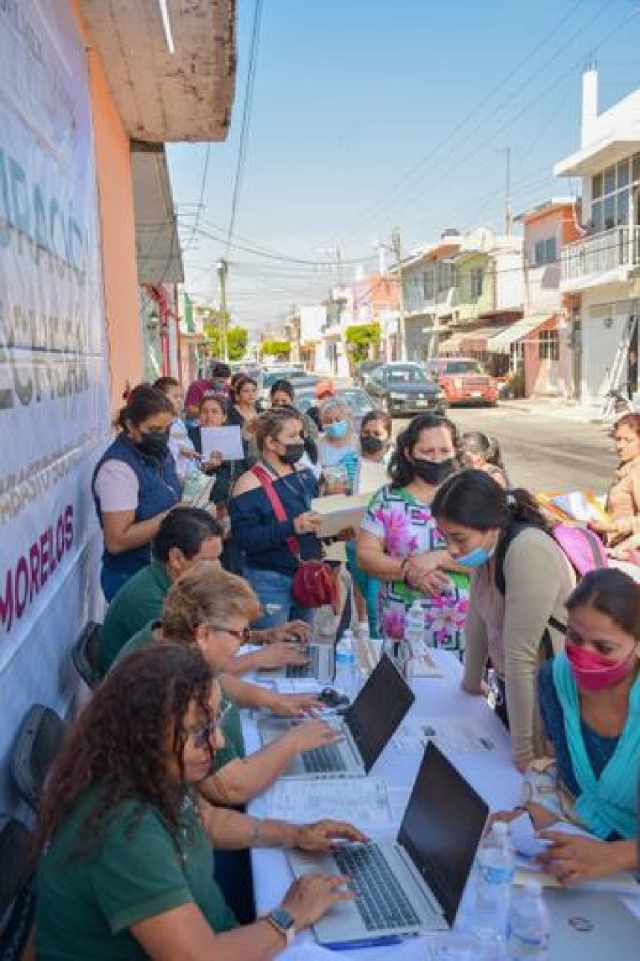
[225, 0, 263, 257]
[182, 143, 211, 254]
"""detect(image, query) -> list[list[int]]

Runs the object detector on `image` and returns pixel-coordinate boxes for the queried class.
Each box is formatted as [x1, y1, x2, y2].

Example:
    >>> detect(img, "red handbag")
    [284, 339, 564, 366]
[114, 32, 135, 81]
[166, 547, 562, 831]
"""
[251, 465, 337, 609]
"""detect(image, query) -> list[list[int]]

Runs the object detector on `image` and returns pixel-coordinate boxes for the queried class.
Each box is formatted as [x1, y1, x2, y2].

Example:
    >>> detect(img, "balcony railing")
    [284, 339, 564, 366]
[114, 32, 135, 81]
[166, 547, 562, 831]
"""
[561, 226, 640, 285]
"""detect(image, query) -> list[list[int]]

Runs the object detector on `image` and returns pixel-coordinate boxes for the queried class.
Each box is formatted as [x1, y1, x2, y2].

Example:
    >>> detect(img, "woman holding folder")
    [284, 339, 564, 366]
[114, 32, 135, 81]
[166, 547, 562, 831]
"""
[230, 408, 323, 629]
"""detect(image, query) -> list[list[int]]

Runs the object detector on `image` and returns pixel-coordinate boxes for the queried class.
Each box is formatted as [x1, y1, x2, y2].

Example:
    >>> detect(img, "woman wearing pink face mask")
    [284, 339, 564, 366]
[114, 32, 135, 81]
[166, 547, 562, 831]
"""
[516, 568, 640, 886]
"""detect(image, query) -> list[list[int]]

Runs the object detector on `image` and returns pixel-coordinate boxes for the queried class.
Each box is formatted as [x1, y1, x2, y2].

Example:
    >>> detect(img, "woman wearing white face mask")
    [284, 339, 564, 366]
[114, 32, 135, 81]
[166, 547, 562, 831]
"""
[432, 470, 576, 771]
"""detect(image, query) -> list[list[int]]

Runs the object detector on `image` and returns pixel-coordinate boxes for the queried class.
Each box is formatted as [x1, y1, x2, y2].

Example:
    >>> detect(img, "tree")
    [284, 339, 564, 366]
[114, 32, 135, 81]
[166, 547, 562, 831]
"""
[261, 339, 291, 360]
[204, 317, 248, 361]
[345, 323, 381, 364]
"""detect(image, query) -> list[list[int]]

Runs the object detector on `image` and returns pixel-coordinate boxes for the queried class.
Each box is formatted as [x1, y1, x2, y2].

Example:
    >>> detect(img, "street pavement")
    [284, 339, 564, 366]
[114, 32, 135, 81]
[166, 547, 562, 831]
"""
[392, 401, 617, 495]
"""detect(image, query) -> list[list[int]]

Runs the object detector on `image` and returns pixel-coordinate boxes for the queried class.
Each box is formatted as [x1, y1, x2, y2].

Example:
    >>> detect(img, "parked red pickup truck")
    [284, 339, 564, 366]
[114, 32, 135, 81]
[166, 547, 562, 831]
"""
[426, 357, 498, 406]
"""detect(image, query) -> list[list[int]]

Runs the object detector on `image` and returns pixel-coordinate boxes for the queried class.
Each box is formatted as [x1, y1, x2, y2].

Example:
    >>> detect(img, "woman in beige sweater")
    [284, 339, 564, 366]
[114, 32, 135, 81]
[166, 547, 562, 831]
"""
[590, 413, 640, 561]
[432, 470, 575, 771]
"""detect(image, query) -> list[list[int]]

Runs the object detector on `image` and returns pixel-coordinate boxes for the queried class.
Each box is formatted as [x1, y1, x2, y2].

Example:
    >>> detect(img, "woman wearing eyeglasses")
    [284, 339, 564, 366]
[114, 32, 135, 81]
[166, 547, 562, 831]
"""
[36, 644, 364, 960]
[112, 564, 339, 808]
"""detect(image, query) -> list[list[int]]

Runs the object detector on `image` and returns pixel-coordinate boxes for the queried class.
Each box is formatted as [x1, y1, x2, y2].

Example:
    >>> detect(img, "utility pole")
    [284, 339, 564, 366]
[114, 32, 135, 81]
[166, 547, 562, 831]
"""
[499, 147, 512, 236]
[391, 227, 405, 360]
[216, 258, 229, 361]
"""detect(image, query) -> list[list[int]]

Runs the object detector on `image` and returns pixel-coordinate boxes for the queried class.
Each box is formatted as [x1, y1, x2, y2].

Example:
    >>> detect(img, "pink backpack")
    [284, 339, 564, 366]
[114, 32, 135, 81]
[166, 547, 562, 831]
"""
[551, 524, 609, 577]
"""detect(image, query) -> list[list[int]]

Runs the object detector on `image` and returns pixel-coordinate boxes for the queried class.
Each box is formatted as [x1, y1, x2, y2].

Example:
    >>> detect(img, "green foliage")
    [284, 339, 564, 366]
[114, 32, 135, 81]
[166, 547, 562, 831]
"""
[345, 323, 381, 363]
[261, 339, 291, 359]
[204, 319, 248, 361]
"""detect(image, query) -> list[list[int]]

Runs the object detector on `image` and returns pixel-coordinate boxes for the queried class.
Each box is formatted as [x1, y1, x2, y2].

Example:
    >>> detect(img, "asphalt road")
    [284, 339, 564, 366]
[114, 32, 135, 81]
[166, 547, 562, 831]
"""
[393, 404, 617, 495]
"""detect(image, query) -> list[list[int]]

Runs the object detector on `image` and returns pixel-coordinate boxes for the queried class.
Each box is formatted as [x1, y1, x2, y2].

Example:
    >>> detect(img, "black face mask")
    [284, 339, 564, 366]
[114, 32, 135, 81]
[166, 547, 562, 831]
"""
[280, 442, 305, 465]
[137, 429, 170, 458]
[413, 457, 456, 486]
[360, 435, 386, 456]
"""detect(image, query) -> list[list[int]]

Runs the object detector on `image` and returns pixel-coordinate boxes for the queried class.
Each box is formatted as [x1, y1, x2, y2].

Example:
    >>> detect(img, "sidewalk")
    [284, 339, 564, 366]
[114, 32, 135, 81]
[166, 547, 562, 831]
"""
[499, 397, 607, 425]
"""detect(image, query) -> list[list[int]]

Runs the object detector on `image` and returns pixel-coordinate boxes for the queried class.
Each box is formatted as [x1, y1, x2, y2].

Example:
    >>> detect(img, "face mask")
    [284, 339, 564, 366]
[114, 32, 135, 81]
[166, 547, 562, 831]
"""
[456, 544, 494, 568]
[137, 429, 170, 457]
[413, 457, 455, 486]
[565, 642, 636, 692]
[361, 435, 386, 456]
[325, 419, 349, 439]
[280, 442, 305, 465]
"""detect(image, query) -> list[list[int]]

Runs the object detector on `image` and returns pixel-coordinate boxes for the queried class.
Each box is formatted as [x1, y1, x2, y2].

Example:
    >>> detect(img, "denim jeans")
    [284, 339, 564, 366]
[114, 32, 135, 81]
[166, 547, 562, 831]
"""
[243, 567, 313, 630]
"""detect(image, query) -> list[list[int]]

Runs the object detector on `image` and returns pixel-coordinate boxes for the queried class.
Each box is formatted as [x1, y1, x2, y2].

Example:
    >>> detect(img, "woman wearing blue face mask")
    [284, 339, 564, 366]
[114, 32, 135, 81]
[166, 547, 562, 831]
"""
[318, 398, 360, 493]
[432, 470, 576, 771]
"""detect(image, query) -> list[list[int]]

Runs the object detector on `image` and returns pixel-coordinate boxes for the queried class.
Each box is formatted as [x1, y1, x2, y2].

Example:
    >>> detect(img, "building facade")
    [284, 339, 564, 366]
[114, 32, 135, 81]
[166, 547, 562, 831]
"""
[555, 67, 640, 406]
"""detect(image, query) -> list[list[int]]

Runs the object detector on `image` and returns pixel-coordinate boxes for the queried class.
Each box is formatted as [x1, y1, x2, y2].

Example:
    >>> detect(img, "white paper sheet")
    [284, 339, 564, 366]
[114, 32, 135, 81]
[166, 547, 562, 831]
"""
[200, 425, 244, 461]
[268, 778, 398, 829]
[393, 717, 498, 754]
[356, 459, 389, 495]
[311, 493, 370, 538]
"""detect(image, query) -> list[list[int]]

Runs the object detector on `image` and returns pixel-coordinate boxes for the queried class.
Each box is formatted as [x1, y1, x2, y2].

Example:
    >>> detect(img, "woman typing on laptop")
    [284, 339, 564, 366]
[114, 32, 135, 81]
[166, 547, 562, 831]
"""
[35, 645, 364, 960]
[497, 569, 640, 885]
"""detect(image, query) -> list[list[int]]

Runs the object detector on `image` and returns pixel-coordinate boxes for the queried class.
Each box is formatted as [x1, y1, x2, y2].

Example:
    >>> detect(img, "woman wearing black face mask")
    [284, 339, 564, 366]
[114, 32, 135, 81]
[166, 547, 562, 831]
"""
[92, 384, 182, 602]
[357, 413, 469, 658]
[230, 409, 322, 629]
[359, 410, 393, 464]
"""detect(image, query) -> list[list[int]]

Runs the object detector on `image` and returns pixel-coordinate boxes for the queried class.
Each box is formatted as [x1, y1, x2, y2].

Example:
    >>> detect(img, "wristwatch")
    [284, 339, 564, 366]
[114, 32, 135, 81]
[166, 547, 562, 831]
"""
[265, 906, 297, 946]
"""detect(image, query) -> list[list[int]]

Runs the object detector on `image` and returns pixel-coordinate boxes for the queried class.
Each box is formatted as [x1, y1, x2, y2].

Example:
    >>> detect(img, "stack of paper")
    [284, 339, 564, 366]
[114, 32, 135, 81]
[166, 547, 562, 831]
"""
[311, 492, 371, 538]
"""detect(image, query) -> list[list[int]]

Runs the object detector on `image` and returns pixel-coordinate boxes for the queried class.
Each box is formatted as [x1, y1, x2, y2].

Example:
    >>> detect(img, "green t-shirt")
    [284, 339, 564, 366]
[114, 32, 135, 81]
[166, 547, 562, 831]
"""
[36, 788, 237, 960]
[111, 626, 245, 770]
[98, 560, 172, 676]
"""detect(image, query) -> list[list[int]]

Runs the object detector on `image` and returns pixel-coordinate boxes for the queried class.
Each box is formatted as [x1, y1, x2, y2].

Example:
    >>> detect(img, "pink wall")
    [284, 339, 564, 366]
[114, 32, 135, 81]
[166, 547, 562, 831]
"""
[73, 2, 144, 409]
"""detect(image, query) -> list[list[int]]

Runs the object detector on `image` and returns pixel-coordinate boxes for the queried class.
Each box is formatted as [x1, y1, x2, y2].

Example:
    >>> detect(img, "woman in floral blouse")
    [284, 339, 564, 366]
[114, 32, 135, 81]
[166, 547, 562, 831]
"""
[357, 413, 469, 657]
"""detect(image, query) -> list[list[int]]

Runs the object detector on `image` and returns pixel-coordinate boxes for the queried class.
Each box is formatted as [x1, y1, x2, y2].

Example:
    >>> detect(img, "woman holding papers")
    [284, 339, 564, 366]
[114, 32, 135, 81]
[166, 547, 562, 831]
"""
[432, 470, 575, 770]
[357, 413, 469, 657]
[499, 569, 640, 885]
[230, 408, 323, 628]
[590, 413, 640, 562]
[35, 644, 363, 960]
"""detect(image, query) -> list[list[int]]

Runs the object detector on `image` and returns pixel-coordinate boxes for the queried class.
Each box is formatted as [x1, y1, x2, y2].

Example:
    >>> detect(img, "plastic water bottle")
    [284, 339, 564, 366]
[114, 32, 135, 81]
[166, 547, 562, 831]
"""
[404, 600, 425, 678]
[506, 882, 550, 960]
[473, 822, 514, 944]
[335, 629, 357, 699]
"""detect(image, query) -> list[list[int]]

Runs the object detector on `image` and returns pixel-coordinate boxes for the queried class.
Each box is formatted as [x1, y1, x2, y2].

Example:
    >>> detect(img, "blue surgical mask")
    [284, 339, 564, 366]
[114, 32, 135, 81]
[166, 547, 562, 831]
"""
[325, 419, 348, 439]
[456, 544, 495, 568]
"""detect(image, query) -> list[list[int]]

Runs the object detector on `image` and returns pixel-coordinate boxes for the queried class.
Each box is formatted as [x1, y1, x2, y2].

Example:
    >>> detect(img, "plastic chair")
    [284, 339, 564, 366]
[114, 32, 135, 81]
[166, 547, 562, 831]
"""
[0, 815, 35, 961]
[71, 621, 102, 689]
[11, 706, 67, 811]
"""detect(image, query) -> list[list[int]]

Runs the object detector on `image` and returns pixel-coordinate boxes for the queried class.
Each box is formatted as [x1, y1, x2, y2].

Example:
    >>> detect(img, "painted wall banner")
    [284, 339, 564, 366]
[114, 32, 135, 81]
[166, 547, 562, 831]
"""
[0, 2, 109, 690]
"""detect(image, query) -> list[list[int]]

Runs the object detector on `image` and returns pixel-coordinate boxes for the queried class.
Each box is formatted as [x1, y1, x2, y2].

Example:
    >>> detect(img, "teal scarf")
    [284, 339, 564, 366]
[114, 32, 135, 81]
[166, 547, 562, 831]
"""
[553, 653, 640, 840]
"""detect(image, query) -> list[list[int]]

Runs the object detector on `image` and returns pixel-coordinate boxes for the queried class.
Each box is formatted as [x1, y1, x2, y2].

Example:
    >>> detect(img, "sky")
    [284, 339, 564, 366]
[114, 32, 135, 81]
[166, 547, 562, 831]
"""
[167, 0, 640, 331]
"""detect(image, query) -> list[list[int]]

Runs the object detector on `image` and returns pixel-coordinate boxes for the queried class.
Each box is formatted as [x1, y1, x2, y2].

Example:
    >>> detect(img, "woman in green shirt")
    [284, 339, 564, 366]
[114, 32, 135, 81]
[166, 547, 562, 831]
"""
[35, 644, 363, 960]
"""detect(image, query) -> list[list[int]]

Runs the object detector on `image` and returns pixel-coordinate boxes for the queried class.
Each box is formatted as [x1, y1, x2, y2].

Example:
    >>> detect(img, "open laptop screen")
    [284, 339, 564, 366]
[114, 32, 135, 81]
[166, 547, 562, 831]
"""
[345, 653, 415, 772]
[398, 742, 489, 926]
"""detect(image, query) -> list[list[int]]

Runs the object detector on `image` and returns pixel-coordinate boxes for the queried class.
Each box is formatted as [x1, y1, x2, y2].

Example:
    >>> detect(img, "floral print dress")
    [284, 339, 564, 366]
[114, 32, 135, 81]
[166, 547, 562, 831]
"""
[360, 485, 469, 657]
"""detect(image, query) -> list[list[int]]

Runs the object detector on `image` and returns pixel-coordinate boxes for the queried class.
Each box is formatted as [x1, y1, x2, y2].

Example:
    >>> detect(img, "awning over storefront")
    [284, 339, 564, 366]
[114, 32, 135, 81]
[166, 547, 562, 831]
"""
[440, 333, 466, 354]
[132, 143, 183, 285]
[487, 314, 551, 353]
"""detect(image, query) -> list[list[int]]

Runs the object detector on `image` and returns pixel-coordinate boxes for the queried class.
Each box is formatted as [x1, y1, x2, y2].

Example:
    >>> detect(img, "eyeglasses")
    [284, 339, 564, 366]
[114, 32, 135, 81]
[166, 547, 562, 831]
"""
[209, 624, 252, 644]
[188, 701, 233, 749]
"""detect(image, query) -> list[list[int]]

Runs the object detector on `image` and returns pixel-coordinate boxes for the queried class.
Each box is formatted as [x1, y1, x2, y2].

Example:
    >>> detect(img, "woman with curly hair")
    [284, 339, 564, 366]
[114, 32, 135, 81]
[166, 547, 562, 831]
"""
[356, 413, 469, 657]
[35, 644, 363, 960]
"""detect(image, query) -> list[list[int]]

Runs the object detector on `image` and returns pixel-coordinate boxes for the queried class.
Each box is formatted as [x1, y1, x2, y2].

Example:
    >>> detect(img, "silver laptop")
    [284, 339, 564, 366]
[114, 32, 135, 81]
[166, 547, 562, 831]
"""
[257, 653, 414, 777]
[261, 640, 336, 683]
[545, 889, 640, 960]
[287, 742, 489, 946]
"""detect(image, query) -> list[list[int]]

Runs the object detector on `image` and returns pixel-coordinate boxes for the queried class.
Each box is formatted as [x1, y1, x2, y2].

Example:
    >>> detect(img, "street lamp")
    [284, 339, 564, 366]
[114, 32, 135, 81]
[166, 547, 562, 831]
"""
[216, 258, 228, 362]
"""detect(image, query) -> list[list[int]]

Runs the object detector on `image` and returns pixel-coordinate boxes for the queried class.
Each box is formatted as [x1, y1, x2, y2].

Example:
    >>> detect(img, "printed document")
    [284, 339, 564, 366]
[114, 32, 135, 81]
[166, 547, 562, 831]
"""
[200, 425, 244, 461]
[393, 717, 497, 753]
[268, 777, 398, 829]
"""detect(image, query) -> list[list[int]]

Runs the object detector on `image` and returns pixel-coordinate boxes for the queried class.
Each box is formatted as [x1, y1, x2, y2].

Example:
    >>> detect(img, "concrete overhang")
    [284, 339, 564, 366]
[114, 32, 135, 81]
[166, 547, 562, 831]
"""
[132, 142, 183, 284]
[554, 139, 640, 178]
[78, 0, 236, 142]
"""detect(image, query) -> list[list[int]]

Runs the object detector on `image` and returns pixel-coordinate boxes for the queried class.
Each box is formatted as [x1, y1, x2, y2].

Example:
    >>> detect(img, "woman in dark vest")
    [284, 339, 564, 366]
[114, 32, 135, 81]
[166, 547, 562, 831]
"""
[92, 384, 182, 601]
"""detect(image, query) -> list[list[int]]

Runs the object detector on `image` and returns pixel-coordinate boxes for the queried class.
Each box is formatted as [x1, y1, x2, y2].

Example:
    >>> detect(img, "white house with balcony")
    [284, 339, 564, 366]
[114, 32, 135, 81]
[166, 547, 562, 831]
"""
[554, 67, 640, 405]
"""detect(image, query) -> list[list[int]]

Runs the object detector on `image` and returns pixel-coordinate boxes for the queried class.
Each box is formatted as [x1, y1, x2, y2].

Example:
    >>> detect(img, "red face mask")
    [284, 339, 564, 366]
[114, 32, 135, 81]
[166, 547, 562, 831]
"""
[565, 642, 636, 692]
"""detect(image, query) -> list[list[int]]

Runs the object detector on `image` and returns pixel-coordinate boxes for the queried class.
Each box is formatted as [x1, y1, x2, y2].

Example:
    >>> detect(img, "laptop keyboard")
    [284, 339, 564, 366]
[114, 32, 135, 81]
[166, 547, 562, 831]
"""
[286, 646, 320, 679]
[333, 844, 421, 931]
[302, 741, 347, 774]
